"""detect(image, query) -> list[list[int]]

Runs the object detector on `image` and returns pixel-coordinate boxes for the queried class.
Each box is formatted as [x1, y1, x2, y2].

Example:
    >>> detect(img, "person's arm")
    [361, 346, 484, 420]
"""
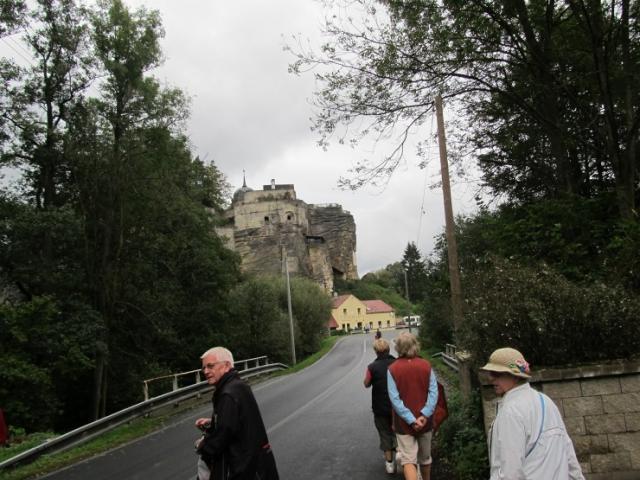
[364, 367, 372, 388]
[197, 395, 239, 462]
[490, 406, 526, 480]
[420, 370, 439, 418]
[387, 370, 416, 425]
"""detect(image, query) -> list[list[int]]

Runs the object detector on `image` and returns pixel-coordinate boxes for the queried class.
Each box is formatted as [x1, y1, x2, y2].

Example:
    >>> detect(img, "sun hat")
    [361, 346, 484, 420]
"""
[480, 347, 531, 378]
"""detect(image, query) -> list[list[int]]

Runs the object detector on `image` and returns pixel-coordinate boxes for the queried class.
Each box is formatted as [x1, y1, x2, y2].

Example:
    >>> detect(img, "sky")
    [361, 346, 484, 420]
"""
[3, 0, 481, 275]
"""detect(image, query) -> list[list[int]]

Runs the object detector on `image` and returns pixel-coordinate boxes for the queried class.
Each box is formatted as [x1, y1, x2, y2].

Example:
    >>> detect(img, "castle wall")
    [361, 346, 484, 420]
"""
[218, 183, 357, 291]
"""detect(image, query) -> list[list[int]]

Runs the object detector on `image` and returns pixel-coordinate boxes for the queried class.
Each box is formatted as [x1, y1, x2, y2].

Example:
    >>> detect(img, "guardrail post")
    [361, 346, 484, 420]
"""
[172, 375, 178, 391]
[143, 381, 149, 401]
[196, 371, 201, 383]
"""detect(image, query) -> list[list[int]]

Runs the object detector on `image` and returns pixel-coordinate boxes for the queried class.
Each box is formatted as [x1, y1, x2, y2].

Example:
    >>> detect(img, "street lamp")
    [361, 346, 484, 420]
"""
[282, 246, 297, 365]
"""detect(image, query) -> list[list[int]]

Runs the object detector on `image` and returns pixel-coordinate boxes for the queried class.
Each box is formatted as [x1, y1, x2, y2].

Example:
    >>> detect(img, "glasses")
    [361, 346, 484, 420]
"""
[202, 361, 227, 372]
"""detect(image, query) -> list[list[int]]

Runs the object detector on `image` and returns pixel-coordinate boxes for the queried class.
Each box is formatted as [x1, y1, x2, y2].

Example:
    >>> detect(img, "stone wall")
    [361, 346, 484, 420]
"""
[480, 360, 640, 480]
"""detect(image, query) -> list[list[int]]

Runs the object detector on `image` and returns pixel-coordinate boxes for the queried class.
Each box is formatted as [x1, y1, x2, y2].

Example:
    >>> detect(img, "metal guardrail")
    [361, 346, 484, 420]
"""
[0, 359, 288, 472]
[143, 355, 270, 401]
[440, 343, 460, 372]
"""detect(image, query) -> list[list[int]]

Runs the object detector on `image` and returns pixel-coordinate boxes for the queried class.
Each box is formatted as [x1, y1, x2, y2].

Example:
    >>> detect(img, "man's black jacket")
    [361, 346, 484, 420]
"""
[198, 369, 278, 480]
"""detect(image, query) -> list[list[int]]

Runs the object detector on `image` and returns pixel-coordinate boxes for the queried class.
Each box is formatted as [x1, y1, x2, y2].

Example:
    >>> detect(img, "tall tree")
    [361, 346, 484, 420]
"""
[401, 242, 427, 303]
[290, 0, 640, 217]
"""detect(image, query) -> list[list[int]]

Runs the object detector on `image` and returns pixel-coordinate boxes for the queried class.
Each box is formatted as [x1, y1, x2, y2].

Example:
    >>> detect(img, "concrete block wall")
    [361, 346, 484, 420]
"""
[480, 360, 640, 480]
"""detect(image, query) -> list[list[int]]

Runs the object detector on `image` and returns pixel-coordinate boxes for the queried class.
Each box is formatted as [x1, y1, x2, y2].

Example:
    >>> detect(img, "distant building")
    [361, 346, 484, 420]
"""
[215, 178, 358, 292]
[330, 294, 396, 331]
[363, 299, 396, 330]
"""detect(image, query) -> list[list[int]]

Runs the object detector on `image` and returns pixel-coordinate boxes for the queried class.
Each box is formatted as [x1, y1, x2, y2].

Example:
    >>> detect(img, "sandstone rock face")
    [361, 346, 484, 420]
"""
[215, 181, 358, 291]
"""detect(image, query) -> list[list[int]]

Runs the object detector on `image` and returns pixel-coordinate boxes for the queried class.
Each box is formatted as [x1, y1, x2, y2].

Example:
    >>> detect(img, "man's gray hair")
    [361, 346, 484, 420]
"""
[201, 347, 235, 367]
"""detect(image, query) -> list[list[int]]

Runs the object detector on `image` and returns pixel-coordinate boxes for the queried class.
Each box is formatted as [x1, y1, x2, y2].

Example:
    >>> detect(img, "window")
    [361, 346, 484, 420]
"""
[357, 308, 361, 315]
[343, 308, 347, 315]
[378, 321, 382, 327]
[387, 321, 390, 327]
[264, 216, 270, 224]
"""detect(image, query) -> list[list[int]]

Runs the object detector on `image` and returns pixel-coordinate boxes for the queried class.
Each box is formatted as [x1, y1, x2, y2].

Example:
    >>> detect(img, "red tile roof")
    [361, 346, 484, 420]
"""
[331, 294, 351, 308]
[327, 314, 339, 329]
[363, 299, 394, 314]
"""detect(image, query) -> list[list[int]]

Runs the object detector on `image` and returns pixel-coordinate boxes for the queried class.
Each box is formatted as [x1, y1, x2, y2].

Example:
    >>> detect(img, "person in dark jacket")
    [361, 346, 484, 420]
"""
[364, 338, 397, 474]
[195, 347, 279, 480]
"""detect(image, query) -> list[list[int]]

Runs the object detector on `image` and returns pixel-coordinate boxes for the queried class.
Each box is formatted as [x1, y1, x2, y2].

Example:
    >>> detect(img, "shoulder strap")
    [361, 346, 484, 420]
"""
[525, 392, 545, 458]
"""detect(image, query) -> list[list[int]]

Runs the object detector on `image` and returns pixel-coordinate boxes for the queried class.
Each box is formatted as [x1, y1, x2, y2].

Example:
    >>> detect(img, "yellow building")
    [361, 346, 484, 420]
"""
[363, 300, 396, 330]
[330, 294, 396, 331]
[331, 294, 367, 331]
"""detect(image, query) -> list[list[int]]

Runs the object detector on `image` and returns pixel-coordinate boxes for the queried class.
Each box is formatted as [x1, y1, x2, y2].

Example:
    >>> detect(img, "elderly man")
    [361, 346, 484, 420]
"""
[387, 332, 438, 480]
[195, 347, 279, 480]
[481, 347, 584, 480]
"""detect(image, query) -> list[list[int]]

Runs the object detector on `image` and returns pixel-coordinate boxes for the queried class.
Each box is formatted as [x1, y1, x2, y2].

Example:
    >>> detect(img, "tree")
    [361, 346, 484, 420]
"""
[0, 0, 26, 37]
[290, 0, 640, 217]
[225, 275, 331, 363]
[401, 242, 427, 303]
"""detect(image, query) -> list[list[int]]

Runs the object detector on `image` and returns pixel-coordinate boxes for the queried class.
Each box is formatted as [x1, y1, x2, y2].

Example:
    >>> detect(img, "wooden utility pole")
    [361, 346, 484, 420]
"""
[435, 95, 464, 334]
[435, 94, 470, 397]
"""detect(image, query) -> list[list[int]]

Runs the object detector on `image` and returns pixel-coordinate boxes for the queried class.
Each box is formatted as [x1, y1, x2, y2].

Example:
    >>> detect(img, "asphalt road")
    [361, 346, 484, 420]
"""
[42, 333, 399, 480]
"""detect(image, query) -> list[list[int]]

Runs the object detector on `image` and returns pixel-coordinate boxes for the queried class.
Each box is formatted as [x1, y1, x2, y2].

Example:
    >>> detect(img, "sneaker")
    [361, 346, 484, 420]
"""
[385, 460, 395, 474]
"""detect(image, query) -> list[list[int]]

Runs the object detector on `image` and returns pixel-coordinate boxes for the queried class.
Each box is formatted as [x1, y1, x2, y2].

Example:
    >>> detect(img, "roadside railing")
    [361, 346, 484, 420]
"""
[0, 357, 287, 472]
[143, 355, 270, 400]
[439, 343, 460, 372]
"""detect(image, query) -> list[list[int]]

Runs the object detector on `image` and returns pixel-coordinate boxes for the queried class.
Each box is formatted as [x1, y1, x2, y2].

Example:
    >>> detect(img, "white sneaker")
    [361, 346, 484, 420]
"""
[385, 460, 395, 474]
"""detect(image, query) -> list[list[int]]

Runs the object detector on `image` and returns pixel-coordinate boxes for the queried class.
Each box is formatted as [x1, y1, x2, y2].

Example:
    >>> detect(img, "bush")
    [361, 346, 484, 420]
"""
[433, 389, 488, 480]
[459, 256, 640, 368]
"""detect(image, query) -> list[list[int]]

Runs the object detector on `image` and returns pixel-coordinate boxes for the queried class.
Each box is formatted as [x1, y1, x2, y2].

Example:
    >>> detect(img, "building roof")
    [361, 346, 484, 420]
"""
[363, 299, 394, 314]
[331, 294, 352, 308]
[327, 314, 339, 329]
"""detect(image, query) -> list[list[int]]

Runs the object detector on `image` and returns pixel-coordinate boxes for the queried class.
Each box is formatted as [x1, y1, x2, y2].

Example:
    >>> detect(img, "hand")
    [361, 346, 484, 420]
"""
[413, 415, 427, 431]
[194, 437, 204, 450]
[195, 417, 210, 430]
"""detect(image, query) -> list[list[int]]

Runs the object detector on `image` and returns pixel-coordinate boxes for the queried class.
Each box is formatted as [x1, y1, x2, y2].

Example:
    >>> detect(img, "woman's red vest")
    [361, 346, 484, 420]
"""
[388, 357, 432, 435]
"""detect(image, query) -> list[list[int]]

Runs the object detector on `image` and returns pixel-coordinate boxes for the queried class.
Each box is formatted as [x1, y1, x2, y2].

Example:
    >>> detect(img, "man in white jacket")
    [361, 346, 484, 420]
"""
[481, 348, 584, 480]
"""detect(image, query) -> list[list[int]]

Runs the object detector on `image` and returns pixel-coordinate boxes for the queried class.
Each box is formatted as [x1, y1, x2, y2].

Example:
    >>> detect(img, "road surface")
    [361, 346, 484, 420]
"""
[42, 334, 400, 480]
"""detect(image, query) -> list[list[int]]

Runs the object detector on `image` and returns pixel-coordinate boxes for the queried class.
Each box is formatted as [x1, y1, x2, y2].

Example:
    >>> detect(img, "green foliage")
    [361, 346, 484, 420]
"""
[225, 275, 331, 364]
[433, 389, 488, 480]
[289, 277, 333, 357]
[401, 242, 428, 303]
[0, 297, 101, 431]
[460, 256, 640, 367]
[0, 0, 241, 431]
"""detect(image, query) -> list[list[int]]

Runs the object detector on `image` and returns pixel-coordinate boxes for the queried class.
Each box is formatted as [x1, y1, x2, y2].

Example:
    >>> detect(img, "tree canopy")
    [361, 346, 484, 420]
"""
[290, 0, 640, 218]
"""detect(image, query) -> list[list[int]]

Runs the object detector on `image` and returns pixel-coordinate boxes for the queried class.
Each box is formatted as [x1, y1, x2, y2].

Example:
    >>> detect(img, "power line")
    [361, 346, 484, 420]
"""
[0, 36, 34, 66]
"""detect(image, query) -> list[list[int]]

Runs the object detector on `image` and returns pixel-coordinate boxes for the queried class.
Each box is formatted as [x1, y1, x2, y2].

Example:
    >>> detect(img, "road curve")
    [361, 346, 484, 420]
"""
[42, 333, 399, 480]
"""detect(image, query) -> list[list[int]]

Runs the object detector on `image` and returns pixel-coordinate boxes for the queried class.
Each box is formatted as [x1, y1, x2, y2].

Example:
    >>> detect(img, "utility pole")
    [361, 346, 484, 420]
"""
[435, 94, 469, 398]
[404, 269, 412, 333]
[435, 94, 464, 334]
[282, 246, 297, 365]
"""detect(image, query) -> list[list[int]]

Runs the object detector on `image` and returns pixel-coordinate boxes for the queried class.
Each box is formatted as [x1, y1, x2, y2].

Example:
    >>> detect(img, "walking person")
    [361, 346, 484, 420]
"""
[364, 338, 397, 474]
[481, 347, 584, 480]
[195, 346, 279, 480]
[387, 332, 438, 480]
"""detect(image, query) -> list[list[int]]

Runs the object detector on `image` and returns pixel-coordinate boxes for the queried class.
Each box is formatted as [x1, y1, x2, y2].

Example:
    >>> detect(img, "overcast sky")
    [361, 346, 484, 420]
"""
[3, 0, 481, 275]
[128, 0, 483, 274]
